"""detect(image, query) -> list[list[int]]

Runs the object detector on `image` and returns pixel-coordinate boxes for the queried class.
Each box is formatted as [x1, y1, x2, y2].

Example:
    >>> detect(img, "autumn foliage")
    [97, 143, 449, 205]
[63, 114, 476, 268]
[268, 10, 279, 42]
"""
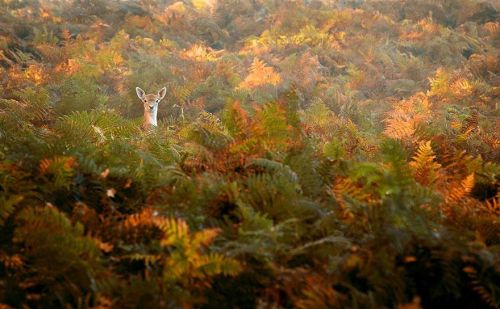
[0, 0, 499, 308]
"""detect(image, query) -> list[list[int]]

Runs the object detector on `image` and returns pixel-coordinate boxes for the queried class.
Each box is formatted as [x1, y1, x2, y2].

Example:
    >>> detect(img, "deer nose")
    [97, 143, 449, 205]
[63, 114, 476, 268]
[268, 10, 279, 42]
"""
[149, 106, 154, 110]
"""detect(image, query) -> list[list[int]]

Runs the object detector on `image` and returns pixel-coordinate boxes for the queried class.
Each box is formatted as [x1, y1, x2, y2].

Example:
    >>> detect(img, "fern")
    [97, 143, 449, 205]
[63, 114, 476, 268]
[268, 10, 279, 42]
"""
[444, 173, 475, 205]
[285, 150, 323, 197]
[1, 1, 499, 308]
[383, 93, 432, 142]
[238, 58, 281, 90]
[222, 101, 251, 140]
[39, 156, 77, 190]
[13, 206, 108, 306]
[54, 77, 108, 115]
[183, 111, 233, 152]
[246, 158, 299, 185]
[332, 176, 375, 221]
[295, 277, 341, 309]
[155, 217, 242, 281]
[0, 195, 23, 227]
[409, 141, 442, 186]
[224, 204, 299, 262]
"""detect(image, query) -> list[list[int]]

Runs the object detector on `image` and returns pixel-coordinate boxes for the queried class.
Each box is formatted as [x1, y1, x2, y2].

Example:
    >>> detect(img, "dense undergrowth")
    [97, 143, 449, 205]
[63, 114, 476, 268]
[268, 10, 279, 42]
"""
[0, 0, 499, 308]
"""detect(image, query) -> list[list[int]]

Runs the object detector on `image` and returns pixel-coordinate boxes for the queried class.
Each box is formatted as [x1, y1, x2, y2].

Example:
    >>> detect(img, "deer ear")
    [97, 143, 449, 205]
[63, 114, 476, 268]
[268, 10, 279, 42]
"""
[158, 87, 167, 101]
[136, 87, 145, 100]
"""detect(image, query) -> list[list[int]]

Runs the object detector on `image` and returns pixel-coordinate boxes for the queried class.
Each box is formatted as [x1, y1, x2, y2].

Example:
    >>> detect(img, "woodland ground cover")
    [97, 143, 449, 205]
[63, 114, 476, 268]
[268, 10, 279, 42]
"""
[0, 0, 499, 308]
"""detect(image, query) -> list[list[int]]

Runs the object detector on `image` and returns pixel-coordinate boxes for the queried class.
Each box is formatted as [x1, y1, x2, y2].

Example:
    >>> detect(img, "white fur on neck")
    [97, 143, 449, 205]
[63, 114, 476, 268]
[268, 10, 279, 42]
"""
[143, 106, 158, 128]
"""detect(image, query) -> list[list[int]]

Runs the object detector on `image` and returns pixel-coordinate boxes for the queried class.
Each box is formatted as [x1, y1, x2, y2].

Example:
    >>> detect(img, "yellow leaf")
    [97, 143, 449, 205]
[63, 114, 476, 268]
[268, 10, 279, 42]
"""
[238, 58, 281, 89]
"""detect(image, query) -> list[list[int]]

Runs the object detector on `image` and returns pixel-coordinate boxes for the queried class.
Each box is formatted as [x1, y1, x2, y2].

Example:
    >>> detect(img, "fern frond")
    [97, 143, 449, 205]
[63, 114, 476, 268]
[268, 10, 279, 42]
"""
[409, 141, 442, 186]
[444, 174, 475, 205]
[157, 217, 190, 247]
[13, 206, 106, 304]
[171, 82, 195, 104]
[121, 253, 161, 267]
[464, 266, 499, 309]
[222, 101, 250, 139]
[383, 93, 432, 141]
[295, 276, 340, 309]
[332, 177, 374, 220]
[123, 208, 156, 229]
[192, 228, 220, 248]
[39, 156, 77, 189]
[0, 195, 23, 227]
[482, 197, 500, 216]
[333, 177, 373, 204]
[196, 252, 242, 277]
[238, 57, 281, 89]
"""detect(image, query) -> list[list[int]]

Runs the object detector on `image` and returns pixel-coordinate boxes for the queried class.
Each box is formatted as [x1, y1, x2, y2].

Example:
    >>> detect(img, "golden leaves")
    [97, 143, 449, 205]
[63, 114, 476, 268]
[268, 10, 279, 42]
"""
[192, 0, 217, 13]
[428, 68, 476, 104]
[157, 217, 191, 247]
[54, 58, 81, 75]
[450, 78, 473, 99]
[8, 64, 48, 86]
[410, 141, 442, 186]
[483, 22, 499, 36]
[93, 238, 114, 253]
[456, 110, 479, 141]
[39, 6, 51, 20]
[223, 101, 299, 157]
[333, 177, 372, 202]
[417, 18, 440, 34]
[332, 177, 377, 220]
[181, 44, 220, 62]
[383, 92, 431, 141]
[444, 173, 475, 205]
[483, 196, 500, 216]
[25, 64, 46, 85]
[428, 68, 451, 98]
[238, 58, 281, 90]
[121, 209, 241, 281]
[383, 109, 417, 140]
[399, 17, 440, 42]
[122, 207, 157, 229]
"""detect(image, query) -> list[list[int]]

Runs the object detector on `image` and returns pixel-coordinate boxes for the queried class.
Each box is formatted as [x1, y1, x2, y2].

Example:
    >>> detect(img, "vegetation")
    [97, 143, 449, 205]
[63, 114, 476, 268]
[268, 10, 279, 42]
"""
[0, 0, 498, 308]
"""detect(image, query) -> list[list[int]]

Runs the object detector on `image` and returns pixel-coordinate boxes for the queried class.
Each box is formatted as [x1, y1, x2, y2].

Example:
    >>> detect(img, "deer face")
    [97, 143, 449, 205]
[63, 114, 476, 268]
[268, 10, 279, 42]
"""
[136, 87, 167, 112]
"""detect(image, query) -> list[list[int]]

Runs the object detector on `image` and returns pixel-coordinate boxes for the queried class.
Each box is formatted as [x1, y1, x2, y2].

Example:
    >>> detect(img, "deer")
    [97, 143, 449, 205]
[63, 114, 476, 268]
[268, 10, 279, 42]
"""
[136, 87, 167, 130]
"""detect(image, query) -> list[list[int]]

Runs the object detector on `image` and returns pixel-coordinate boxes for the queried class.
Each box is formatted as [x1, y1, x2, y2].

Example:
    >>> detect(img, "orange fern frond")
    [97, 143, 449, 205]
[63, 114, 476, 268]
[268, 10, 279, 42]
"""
[409, 141, 442, 186]
[383, 110, 416, 140]
[464, 266, 498, 309]
[482, 196, 500, 216]
[332, 177, 375, 220]
[383, 93, 431, 141]
[238, 57, 281, 89]
[39, 156, 77, 175]
[445, 174, 475, 205]
[123, 208, 156, 229]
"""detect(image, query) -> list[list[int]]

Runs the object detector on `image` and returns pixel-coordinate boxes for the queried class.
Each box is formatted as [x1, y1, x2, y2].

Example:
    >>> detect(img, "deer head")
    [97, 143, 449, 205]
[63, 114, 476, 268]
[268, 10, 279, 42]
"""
[136, 87, 167, 129]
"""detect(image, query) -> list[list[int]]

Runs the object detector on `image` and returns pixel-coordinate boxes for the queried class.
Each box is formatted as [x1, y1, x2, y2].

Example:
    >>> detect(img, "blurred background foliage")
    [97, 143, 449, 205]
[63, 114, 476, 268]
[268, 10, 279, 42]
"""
[0, 0, 499, 308]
